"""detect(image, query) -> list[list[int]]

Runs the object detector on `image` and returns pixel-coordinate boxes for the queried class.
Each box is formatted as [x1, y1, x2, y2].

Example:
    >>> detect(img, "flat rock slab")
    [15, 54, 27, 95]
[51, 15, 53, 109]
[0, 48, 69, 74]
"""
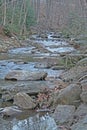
[5, 70, 47, 81]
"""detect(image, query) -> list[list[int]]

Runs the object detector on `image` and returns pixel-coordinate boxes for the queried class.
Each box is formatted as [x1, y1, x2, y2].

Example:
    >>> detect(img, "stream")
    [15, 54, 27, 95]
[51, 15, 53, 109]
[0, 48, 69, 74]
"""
[0, 32, 77, 130]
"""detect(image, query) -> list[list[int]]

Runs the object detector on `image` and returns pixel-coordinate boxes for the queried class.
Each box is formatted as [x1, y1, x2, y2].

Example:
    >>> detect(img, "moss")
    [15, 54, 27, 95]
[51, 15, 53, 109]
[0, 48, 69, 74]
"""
[3, 26, 12, 37]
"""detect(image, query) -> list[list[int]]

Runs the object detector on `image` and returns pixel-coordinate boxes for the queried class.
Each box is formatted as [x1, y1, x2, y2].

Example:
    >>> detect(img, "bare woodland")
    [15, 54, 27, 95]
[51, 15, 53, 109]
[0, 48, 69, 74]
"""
[0, 0, 87, 35]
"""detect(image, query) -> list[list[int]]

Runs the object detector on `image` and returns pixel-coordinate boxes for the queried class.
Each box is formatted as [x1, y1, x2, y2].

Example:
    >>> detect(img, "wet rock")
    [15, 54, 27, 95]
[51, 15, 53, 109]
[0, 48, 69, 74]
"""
[0, 106, 22, 117]
[53, 105, 75, 125]
[51, 65, 66, 70]
[54, 84, 82, 106]
[5, 70, 47, 81]
[71, 115, 87, 130]
[51, 34, 61, 38]
[14, 92, 36, 109]
[34, 62, 51, 68]
[80, 91, 87, 103]
[15, 61, 28, 64]
[38, 33, 48, 39]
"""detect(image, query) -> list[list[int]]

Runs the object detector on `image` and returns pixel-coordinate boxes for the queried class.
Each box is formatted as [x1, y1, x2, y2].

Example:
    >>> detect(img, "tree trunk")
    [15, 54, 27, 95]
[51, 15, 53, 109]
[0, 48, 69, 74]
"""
[36, 0, 40, 23]
[80, 0, 87, 30]
[19, 0, 24, 26]
[20, 0, 27, 35]
[3, 0, 6, 26]
[11, 0, 15, 26]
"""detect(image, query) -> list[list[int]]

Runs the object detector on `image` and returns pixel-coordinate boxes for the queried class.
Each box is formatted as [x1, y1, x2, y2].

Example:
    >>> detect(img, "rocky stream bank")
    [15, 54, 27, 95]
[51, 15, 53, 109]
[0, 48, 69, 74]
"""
[0, 32, 87, 130]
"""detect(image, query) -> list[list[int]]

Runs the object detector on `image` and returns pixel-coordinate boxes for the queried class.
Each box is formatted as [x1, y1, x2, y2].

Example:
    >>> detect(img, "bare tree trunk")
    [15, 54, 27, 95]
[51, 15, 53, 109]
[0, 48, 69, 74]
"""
[3, 0, 6, 26]
[0, 0, 3, 25]
[34, 0, 37, 19]
[11, 0, 15, 26]
[84, 0, 87, 21]
[80, 0, 87, 30]
[36, 0, 40, 23]
[46, 0, 52, 29]
[19, 0, 24, 26]
[20, 0, 27, 35]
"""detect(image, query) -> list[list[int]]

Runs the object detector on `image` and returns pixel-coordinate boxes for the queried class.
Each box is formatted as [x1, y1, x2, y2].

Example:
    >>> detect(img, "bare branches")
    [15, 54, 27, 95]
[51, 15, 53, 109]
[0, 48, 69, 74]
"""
[0, 0, 35, 35]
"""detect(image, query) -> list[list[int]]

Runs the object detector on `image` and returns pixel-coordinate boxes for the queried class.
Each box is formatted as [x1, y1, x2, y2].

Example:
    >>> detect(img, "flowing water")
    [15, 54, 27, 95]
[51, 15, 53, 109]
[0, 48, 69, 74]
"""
[0, 32, 77, 130]
[0, 113, 58, 130]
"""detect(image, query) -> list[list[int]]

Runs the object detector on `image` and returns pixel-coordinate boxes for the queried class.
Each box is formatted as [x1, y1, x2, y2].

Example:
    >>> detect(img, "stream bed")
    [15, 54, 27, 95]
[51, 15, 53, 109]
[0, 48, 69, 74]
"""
[0, 32, 77, 130]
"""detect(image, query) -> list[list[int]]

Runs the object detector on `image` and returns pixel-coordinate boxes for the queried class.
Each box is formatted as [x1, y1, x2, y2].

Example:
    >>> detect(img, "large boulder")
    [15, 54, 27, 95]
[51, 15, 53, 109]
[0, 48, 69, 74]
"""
[80, 91, 87, 103]
[74, 104, 87, 120]
[60, 66, 87, 82]
[5, 70, 47, 81]
[53, 105, 75, 125]
[81, 79, 87, 91]
[54, 83, 82, 106]
[76, 58, 87, 66]
[13, 92, 36, 109]
[71, 115, 87, 130]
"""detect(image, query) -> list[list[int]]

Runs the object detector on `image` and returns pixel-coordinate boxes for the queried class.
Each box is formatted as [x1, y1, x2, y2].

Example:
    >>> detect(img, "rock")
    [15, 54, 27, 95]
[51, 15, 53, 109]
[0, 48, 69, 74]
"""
[50, 79, 68, 89]
[54, 84, 82, 106]
[51, 65, 66, 70]
[79, 74, 87, 82]
[77, 58, 87, 66]
[2, 92, 13, 101]
[81, 80, 87, 91]
[57, 126, 70, 130]
[51, 34, 61, 38]
[5, 70, 47, 81]
[71, 115, 87, 130]
[0, 106, 22, 116]
[0, 37, 21, 53]
[34, 62, 51, 68]
[80, 91, 87, 103]
[1, 91, 13, 101]
[0, 80, 56, 100]
[53, 105, 75, 125]
[39, 33, 48, 39]
[14, 92, 36, 109]
[0, 100, 2, 108]
[60, 66, 87, 82]
[15, 61, 28, 65]
[74, 104, 87, 121]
